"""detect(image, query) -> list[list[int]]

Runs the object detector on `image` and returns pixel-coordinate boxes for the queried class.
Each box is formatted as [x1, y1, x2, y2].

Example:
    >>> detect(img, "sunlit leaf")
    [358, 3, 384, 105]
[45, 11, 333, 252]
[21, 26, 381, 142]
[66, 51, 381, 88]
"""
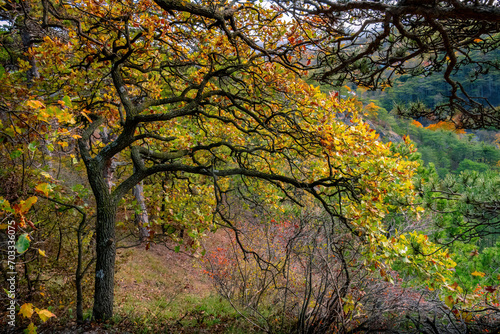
[19, 196, 38, 214]
[471, 271, 486, 277]
[19, 303, 34, 318]
[35, 183, 51, 197]
[36, 308, 56, 322]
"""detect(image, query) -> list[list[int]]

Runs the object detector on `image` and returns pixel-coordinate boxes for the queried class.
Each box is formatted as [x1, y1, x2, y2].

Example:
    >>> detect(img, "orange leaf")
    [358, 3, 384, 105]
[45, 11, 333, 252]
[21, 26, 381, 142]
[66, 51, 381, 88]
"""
[471, 271, 486, 277]
[17, 197, 38, 214]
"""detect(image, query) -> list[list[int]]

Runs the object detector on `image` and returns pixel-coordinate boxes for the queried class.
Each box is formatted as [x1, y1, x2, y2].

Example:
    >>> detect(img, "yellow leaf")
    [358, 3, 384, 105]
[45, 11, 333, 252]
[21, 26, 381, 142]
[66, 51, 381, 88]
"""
[37, 110, 50, 122]
[471, 271, 486, 277]
[365, 102, 379, 112]
[19, 303, 34, 318]
[80, 111, 93, 123]
[19, 197, 37, 214]
[35, 183, 50, 197]
[1, 196, 14, 214]
[38, 249, 46, 257]
[36, 308, 56, 322]
[57, 141, 69, 148]
[40, 171, 53, 179]
[26, 100, 45, 110]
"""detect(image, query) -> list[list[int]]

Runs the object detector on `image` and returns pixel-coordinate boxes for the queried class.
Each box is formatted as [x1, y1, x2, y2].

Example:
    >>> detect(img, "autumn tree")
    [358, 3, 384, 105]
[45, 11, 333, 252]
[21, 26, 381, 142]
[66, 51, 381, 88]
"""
[0, 2, 93, 330]
[17, 0, 431, 321]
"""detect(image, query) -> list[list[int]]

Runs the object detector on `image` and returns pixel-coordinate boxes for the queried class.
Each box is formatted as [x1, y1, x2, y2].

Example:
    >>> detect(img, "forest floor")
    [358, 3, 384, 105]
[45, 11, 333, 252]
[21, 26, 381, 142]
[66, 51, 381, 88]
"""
[33, 230, 257, 334]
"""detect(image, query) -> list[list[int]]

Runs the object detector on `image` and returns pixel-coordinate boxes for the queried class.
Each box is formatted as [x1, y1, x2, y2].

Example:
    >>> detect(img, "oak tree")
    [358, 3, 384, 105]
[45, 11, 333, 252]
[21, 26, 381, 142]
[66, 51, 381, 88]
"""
[31, 0, 424, 320]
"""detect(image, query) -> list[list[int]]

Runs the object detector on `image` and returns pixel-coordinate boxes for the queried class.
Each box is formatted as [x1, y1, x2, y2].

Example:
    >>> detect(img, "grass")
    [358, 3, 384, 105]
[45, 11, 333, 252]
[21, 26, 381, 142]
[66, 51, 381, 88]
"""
[114, 289, 258, 333]
[111, 243, 265, 333]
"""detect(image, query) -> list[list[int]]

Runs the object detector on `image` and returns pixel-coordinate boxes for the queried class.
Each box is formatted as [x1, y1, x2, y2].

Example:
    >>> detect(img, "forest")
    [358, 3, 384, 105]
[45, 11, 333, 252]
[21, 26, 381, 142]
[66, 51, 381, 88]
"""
[0, 0, 499, 333]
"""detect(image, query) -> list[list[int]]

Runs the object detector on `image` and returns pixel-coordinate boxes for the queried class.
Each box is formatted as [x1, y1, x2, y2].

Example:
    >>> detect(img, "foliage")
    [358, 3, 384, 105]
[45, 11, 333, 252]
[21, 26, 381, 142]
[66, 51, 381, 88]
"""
[417, 170, 500, 243]
[371, 49, 500, 115]
[378, 114, 500, 178]
[201, 140, 462, 333]
[18, 303, 56, 333]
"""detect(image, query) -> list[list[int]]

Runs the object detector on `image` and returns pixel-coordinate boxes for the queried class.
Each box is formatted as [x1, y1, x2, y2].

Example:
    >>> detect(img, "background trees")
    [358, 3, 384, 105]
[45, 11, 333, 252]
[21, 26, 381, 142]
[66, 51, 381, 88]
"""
[278, 0, 500, 129]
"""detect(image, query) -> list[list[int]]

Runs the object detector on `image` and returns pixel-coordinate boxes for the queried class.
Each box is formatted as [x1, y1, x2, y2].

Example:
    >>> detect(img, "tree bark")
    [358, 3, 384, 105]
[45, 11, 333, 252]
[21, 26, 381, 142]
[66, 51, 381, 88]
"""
[92, 200, 117, 321]
[75, 210, 89, 323]
[75, 268, 84, 322]
[84, 155, 119, 321]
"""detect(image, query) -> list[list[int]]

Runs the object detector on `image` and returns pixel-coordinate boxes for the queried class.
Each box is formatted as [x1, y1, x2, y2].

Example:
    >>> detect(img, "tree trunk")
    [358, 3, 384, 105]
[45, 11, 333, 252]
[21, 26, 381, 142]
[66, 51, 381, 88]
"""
[133, 180, 150, 242]
[75, 211, 89, 323]
[92, 201, 117, 321]
[76, 271, 84, 322]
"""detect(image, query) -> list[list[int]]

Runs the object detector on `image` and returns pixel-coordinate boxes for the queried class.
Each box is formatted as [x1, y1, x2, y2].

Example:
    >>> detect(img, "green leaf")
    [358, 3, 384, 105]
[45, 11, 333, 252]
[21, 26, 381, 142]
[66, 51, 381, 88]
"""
[16, 234, 30, 254]
[0, 65, 5, 80]
[174, 246, 180, 253]
[28, 142, 38, 152]
[62, 96, 72, 108]
[0, 197, 14, 213]
[24, 322, 37, 334]
[10, 149, 22, 159]
[46, 105, 59, 116]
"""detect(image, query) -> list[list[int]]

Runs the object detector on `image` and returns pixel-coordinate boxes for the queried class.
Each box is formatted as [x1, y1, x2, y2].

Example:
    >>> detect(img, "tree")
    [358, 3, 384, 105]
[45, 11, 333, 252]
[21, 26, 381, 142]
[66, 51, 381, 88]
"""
[281, 0, 500, 270]
[417, 170, 500, 243]
[27, 0, 427, 321]
[278, 0, 500, 129]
